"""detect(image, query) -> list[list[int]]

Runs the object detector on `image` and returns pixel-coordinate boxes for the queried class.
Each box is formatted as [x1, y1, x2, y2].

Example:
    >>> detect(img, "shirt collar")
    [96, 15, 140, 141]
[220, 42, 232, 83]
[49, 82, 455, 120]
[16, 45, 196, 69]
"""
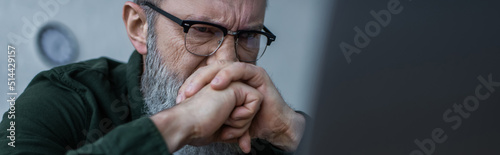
[126, 50, 145, 120]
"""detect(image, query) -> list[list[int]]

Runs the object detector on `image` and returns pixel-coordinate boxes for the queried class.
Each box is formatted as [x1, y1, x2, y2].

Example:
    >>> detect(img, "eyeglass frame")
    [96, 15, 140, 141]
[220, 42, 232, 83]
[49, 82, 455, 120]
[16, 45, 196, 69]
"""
[141, 2, 276, 62]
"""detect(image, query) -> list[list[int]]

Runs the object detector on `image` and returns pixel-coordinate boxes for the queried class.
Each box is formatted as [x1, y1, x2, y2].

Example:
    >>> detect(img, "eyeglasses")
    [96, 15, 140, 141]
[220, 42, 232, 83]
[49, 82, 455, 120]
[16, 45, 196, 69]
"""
[141, 2, 276, 62]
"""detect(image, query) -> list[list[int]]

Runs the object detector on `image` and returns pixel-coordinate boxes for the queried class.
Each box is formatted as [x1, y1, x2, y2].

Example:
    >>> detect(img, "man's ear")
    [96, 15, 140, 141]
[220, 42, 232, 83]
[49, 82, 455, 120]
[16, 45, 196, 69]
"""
[123, 1, 148, 55]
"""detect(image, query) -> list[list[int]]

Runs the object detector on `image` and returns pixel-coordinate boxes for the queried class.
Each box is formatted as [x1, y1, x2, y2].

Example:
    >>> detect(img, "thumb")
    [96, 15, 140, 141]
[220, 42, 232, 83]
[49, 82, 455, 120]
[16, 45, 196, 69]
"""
[238, 130, 252, 154]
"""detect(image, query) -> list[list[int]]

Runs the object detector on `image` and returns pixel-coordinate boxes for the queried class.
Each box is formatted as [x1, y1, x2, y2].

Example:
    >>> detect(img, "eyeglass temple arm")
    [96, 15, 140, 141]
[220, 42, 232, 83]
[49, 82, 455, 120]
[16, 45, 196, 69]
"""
[263, 26, 276, 42]
[263, 26, 272, 33]
[141, 2, 183, 26]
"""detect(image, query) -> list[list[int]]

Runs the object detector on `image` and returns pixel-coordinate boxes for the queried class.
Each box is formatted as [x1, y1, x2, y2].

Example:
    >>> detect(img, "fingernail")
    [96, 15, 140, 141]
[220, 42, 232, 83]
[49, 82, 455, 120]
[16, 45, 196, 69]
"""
[211, 77, 220, 85]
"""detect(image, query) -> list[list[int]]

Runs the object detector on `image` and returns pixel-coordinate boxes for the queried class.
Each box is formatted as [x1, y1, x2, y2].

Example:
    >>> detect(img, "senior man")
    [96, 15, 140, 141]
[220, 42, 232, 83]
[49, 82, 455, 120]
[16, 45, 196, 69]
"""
[0, 0, 307, 154]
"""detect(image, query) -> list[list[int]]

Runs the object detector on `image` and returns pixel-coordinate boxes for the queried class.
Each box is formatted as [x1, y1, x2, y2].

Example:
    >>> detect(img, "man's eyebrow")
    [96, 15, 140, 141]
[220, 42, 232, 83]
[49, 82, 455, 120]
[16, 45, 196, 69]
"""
[184, 15, 228, 27]
[243, 24, 264, 31]
[184, 15, 264, 31]
[184, 15, 210, 22]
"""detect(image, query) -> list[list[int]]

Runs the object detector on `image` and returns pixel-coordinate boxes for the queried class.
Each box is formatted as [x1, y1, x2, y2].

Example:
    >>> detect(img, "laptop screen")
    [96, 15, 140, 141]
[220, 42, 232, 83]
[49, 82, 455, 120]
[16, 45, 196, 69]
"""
[305, 0, 500, 154]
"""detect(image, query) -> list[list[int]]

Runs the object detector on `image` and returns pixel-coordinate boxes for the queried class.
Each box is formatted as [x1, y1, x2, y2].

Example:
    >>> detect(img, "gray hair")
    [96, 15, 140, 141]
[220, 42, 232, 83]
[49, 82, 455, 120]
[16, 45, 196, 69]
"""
[134, 0, 161, 48]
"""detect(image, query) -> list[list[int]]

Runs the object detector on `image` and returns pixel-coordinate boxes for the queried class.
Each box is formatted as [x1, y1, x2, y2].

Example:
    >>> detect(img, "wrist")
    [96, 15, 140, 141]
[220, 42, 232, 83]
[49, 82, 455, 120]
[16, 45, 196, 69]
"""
[269, 110, 306, 152]
[285, 111, 307, 151]
[151, 106, 193, 153]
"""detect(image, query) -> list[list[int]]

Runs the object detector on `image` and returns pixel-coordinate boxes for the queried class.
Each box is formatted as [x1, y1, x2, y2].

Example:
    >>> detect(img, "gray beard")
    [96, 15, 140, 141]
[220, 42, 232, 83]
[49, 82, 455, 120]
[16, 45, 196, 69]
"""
[140, 34, 243, 155]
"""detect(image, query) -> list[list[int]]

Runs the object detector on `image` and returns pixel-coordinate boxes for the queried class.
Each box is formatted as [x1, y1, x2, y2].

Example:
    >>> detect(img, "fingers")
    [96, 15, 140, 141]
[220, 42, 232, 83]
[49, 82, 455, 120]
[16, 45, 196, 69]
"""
[210, 62, 268, 90]
[177, 61, 271, 104]
[224, 82, 262, 130]
[184, 81, 262, 147]
[220, 123, 250, 140]
[216, 127, 251, 153]
[218, 127, 252, 153]
[216, 82, 261, 152]
[224, 100, 260, 128]
[176, 60, 231, 103]
[239, 131, 252, 153]
[219, 104, 260, 142]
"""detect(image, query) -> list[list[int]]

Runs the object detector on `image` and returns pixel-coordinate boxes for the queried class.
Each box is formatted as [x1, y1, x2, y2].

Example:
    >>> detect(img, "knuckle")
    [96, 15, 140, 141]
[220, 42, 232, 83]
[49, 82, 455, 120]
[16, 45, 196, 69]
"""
[233, 62, 247, 69]
[216, 60, 230, 66]
[247, 108, 257, 116]
[255, 66, 266, 73]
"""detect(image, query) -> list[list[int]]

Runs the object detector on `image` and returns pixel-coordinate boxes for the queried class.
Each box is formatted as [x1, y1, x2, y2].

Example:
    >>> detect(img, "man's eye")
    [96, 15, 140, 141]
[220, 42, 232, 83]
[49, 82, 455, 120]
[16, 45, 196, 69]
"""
[241, 33, 257, 39]
[194, 27, 209, 33]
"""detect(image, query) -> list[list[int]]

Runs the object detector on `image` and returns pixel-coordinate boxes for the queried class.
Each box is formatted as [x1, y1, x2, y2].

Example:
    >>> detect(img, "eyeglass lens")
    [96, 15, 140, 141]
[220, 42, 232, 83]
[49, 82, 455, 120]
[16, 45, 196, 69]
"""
[185, 24, 268, 62]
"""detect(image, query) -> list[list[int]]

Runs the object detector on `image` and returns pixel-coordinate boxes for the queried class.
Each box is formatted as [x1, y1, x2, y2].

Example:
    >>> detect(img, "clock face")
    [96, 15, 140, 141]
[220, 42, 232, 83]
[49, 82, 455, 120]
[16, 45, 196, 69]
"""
[36, 23, 78, 66]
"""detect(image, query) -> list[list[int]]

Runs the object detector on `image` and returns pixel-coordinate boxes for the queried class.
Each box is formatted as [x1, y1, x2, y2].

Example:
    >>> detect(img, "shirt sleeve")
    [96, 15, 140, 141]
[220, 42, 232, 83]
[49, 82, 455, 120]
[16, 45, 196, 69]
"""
[250, 138, 294, 155]
[0, 73, 170, 155]
[66, 117, 170, 155]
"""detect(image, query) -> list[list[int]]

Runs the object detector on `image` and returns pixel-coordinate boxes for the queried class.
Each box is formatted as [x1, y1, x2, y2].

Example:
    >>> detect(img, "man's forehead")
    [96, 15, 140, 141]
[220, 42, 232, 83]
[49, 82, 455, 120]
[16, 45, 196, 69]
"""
[184, 15, 264, 31]
[163, 0, 266, 30]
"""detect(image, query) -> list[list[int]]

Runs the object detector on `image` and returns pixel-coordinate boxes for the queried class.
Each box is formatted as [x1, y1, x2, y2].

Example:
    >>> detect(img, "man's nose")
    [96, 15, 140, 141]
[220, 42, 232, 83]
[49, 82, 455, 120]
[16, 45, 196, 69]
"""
[206, 36, 239, 65]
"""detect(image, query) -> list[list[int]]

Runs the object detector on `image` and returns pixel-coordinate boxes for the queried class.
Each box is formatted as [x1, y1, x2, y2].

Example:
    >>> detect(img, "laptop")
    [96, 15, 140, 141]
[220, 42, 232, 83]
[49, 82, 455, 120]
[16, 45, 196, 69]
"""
[301, 0, 500, 154]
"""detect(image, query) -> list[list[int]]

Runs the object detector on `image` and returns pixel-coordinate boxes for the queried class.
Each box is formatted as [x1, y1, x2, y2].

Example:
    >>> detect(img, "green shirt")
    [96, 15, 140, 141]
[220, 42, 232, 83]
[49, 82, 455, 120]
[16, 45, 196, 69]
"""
[0, 51, 289, 155]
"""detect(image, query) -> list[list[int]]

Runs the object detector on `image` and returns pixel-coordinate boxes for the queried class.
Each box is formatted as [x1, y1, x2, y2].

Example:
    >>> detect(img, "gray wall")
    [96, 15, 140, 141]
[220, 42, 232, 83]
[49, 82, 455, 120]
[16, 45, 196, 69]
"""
[0, 0, 332, 122]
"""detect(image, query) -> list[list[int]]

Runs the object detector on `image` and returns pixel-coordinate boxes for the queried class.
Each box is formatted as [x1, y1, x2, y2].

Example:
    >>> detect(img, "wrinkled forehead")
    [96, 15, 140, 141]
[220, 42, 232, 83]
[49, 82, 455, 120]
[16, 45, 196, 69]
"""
[161, 0, 267, 30]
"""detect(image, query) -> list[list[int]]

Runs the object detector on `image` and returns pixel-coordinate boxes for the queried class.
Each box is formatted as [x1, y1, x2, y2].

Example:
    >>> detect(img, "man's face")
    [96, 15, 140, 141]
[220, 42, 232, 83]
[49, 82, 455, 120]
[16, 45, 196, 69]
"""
[152, 0, 267, 80]
[140, 1, 267, 154]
